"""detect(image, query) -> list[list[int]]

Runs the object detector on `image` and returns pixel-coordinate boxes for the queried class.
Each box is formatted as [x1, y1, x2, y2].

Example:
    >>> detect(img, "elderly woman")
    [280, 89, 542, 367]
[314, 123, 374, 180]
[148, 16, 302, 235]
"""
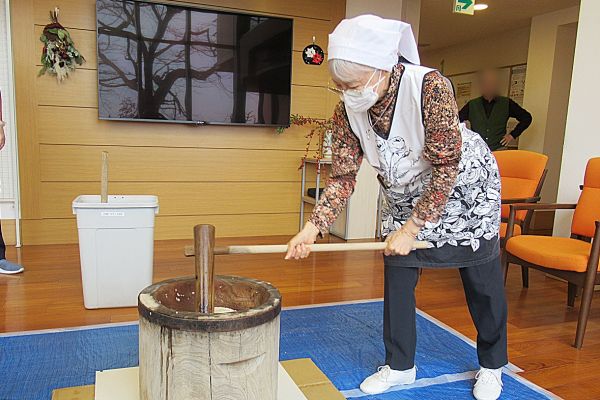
[286, 15, 507, 400]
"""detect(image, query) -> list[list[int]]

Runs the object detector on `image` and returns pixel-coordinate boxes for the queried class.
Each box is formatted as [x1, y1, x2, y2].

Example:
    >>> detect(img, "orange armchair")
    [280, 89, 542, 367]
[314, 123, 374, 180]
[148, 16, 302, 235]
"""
[494, 150, 548, 287]
[503, 158, 600, 348]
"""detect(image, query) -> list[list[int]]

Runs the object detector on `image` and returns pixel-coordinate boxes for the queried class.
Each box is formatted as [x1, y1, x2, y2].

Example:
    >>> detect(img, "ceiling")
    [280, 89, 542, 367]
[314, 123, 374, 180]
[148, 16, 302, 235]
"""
[419, 0, 580, 51]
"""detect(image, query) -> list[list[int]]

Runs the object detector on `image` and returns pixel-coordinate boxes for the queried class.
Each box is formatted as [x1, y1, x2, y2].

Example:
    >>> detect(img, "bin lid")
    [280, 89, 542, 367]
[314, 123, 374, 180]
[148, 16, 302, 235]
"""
[72, 195, 159, 209]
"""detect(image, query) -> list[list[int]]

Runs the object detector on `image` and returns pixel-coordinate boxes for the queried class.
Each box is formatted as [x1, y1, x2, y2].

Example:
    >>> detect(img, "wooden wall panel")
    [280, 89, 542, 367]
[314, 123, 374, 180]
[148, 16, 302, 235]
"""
[39, 145, 305, 182]
[33, 0, 331, 29]
[0, 220, 17, 246]
[15, 0, 345, 244]
[21, 213, 299, 244]
[32, 26, 330, 88]
[11, 0, 42, 219]
[34, 0, 96, 29]
[291, 86, 331, 119]
[293, 18, 331, 53]
[36, 69, 98, 107]
[293, 59, 330, 88]
[152, 214, 299, 240]
[40, 181, 300, 218]
[33, 22, 331, 64]
[36, 106, 318, 150]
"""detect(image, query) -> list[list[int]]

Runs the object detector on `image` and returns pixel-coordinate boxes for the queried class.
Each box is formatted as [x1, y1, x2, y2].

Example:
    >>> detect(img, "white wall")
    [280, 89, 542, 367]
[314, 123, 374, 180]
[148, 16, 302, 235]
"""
[554, 0, 599, 237]
[345, 0, 420, 38]
[420, 26, 530, 76]
[346, 0, 403, 20]
[401, 0, 421, 40]
[519, 6, 579, 154]
[420, 6, 580, 210]
[540, 23, 577, 202]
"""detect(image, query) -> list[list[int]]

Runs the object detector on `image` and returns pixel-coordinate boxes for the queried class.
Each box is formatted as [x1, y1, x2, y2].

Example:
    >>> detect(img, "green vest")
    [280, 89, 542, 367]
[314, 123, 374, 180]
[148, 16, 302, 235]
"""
[467, 96, 509, 151]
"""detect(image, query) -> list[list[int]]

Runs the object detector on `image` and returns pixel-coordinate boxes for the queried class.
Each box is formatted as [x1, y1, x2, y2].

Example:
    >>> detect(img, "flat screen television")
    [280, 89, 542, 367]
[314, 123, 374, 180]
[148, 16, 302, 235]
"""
[96, 0, 293, 126]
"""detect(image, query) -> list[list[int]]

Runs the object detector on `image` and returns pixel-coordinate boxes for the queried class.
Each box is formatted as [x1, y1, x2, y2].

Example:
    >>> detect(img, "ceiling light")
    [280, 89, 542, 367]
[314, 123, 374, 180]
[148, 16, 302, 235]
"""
[474, 3, 489, 11]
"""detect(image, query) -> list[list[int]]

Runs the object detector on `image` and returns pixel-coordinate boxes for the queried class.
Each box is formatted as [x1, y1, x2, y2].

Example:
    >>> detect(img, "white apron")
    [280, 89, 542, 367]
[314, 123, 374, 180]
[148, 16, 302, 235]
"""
[344, 63, 501, 251]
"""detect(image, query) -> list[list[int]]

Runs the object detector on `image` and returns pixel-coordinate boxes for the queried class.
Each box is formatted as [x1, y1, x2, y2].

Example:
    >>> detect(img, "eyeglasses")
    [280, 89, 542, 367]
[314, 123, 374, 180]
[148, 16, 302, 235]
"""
[327, 86, 343, 95]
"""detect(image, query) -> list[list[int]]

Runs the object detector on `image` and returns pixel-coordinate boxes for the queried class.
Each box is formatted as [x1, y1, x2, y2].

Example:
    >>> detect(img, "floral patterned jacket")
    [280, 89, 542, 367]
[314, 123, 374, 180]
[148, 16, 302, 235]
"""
[309, 63, 501, 250]
[310, 64, 461, 234]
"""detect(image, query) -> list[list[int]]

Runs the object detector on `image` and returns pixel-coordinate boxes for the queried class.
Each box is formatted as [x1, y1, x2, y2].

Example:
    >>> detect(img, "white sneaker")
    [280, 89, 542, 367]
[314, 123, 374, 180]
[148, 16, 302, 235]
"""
[473, 367, 503, 400]
[359, 365, 416, 395]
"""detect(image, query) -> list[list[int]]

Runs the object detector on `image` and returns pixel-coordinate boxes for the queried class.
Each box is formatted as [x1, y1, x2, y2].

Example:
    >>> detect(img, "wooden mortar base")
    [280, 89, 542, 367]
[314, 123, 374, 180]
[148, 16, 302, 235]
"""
[138, 276, 281, 332]
[138, 276, 282, 399]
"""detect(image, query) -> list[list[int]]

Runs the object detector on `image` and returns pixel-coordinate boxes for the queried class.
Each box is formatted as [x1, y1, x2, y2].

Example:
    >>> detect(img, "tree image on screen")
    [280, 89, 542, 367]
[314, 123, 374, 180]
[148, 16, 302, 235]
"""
[96, 0, 292, 125]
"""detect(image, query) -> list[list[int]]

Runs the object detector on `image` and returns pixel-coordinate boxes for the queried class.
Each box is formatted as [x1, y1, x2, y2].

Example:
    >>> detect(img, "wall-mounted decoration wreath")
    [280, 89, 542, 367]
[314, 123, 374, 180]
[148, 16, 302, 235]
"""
[39, 8, 85, 82]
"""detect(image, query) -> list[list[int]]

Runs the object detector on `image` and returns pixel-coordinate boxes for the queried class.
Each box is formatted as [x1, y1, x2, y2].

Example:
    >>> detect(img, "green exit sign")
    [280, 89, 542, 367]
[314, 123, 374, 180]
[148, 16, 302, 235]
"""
[453, 0, 475, 15]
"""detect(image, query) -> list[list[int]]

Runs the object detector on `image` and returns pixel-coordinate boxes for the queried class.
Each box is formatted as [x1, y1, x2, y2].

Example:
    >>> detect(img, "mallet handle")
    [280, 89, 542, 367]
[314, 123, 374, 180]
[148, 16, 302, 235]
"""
[194, 225, 215, 313]
[184, 241, 430, 257]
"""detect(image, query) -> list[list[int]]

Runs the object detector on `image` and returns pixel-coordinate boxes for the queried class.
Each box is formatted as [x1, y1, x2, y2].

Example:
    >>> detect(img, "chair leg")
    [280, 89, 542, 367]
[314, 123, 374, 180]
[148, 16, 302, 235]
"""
[574, 276, 596, 349]
[567, 283, 578, 308]
[574, 221, 600, 348]
[521, 266, 529, 288]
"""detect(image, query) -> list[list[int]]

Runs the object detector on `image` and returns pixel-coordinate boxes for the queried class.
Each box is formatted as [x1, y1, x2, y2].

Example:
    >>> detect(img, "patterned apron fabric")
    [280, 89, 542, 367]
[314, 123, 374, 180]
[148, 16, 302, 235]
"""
[344, 64, 501, 267]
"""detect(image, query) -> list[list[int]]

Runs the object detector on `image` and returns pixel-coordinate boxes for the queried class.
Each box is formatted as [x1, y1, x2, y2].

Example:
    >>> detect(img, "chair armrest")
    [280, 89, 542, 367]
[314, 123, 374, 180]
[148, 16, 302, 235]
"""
[501, 196, 541, 205]
[508, 203, 577, 212]
[592, 221, 600, 243]
[504, 203, 577, 242]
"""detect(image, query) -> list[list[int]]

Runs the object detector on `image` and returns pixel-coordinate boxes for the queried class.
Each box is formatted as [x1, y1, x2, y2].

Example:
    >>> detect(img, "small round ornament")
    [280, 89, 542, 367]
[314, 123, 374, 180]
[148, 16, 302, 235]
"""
[302, 37, 324, 65]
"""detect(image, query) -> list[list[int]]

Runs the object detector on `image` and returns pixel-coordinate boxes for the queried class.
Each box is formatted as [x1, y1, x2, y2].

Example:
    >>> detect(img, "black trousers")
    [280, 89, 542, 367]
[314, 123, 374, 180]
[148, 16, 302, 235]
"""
[383, 255, 508, 370]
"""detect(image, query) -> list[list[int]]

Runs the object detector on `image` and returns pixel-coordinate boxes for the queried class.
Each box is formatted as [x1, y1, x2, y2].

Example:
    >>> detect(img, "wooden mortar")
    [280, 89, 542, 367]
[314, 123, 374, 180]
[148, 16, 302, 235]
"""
[138, 275, 281, 399]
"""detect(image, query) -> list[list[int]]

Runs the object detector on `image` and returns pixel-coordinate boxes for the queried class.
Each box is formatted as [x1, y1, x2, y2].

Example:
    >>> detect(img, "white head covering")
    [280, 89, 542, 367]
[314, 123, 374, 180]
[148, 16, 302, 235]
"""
[328, 14, 420, 71]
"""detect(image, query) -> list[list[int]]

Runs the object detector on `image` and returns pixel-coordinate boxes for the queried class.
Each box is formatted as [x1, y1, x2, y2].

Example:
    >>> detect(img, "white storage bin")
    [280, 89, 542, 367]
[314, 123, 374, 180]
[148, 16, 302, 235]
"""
[72, 195, 159, 309]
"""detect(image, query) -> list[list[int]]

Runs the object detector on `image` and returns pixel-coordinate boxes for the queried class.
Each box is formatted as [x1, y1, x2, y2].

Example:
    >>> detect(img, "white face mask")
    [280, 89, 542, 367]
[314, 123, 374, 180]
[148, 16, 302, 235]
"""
[341, 70, 385, 113]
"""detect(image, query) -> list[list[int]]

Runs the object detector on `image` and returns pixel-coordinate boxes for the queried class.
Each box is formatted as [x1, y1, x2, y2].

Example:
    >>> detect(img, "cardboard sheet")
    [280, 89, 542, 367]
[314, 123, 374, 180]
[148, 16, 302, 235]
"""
[94, 365, 307, 400]
[51, 385, 95, 400]
[52, 358, 342, 400]
[278, 362, 309, 400]
[281, 359, 346, 400]
[94, 367, 139, 400]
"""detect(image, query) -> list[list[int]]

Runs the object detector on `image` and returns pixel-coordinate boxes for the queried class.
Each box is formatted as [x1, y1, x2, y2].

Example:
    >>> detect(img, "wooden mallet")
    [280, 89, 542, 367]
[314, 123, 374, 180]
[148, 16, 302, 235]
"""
[194, 224, 216, 313]
[185, 240, 430, 257]
[190, 224, 429, 313]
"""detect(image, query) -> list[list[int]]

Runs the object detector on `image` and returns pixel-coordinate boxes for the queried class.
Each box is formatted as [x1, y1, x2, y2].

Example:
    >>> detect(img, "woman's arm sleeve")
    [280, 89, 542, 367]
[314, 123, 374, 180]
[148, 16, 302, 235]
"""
[309, 103, 363, 235]
[412, 71, 462, 223]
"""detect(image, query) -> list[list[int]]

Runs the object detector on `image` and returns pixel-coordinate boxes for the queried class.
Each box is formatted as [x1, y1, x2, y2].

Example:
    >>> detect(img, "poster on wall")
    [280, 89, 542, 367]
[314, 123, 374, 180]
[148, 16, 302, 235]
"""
[507, 64, 527, 135]
[509, 65, 527, 106]
[455, 82, 472, 110]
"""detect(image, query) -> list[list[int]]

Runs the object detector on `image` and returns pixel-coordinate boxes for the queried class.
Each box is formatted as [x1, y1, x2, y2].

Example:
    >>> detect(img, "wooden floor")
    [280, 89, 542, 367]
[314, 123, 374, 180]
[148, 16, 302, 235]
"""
[1, 236, 599, 399]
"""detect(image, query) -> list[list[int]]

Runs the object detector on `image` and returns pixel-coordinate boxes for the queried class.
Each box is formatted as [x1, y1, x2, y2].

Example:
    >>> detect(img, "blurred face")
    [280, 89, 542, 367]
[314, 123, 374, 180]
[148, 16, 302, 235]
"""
[479, 69, 499, 99]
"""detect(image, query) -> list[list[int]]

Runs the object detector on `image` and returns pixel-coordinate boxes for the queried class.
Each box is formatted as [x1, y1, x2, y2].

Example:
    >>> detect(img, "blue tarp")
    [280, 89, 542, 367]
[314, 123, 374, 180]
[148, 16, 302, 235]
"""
[0, 301, 554, 399]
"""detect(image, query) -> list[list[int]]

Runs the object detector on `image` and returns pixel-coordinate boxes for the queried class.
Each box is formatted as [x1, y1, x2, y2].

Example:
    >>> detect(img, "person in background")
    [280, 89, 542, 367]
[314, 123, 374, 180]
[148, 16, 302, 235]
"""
[0, 90, 24, 274]
[459, 68, 532, 151]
